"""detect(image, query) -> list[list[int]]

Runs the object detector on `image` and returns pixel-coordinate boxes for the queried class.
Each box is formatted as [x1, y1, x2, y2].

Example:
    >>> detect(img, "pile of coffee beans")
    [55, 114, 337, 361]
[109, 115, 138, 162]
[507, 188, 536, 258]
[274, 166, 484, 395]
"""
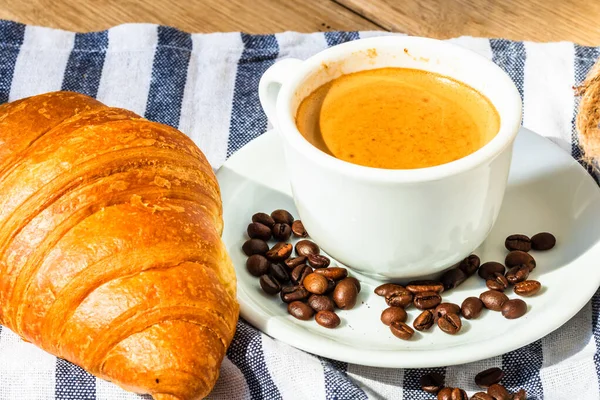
[374, 278, 464, 339]
[243, 209, 361, 329]
[421, 368, 527, 399]
[373, 232, 555, 340]
[244, 212, 554, 339]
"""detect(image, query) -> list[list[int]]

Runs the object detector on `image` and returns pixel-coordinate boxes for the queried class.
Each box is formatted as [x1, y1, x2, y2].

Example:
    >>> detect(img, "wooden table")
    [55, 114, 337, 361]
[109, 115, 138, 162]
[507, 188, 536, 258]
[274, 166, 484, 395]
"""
[1, 0, 599, 45]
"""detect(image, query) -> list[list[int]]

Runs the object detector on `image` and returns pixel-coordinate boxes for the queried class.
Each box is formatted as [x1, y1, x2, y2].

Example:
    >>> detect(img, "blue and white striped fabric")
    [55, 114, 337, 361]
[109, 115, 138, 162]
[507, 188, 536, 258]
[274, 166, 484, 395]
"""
[0, 19, 599, 400]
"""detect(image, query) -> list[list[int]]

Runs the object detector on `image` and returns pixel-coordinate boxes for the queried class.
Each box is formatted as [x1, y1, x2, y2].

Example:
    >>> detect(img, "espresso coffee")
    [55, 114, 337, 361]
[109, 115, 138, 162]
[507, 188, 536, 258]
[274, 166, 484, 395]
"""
[296, 68, 500, 169]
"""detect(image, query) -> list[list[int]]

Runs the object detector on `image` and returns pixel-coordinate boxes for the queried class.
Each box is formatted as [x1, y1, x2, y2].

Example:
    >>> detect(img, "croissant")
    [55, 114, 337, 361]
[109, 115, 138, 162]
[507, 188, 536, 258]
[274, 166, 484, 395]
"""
[0, 91, 238, 400]
[577, 58, 600, 161]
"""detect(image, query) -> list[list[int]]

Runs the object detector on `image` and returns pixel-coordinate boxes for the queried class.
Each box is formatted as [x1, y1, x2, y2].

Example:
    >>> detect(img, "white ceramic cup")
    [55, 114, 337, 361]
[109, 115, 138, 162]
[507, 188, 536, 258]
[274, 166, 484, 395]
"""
[258, 36, 522, 280]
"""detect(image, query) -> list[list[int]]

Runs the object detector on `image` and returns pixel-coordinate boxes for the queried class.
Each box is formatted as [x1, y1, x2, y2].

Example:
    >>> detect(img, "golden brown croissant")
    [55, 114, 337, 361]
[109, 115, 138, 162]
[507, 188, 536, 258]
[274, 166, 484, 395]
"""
[0, 91, 238, 400]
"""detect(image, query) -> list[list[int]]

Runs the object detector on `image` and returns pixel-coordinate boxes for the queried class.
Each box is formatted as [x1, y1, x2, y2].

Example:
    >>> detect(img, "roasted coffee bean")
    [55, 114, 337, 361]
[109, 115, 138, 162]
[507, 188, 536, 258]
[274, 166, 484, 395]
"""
[513, 389, 527, 400]
[414, 291, 442, 310]
[315, 310, 340, 328]
[308, 294, 335, 312]
[295, 239, 320, 257]
[287, 301, 313, 320]
[307, 254, 330, 268]
[266, 242, 293, 262]
[486, 272, 509, 291]
[333, 278, 359, 309]
[487, 384, 511, 400]
[385, 288, 413, 308]
[268, 222, 289, 245]
[435, 303, 461, 319]
[314, 267, 348, 281]
[246, 254, 270, 277]
[437, 312, 462, 334]
[390, 320, 414, 340]
[459, 254, 481, 276]
[269, 263, 290, 283]
[324, 278, 337, 294]
[461, 297, 484, 319]
[242, 239, 269, 256]
[406, 280, 445, 294]
[252, 212, 275, 228]
[437, 387, 453, 400]
[386, 294, 413, 308]
[280, 285, 309, 303]
[381, 306, 408, 325]
[505, 265, 529, 284]
[505, 234, 531, 252]
[480, 290, 509, 311]
[441, 268, 467, 290]
[413, 309, 435, 331]
[260, 274, 281, 295]
[514, 280, 541, 297]
[271, 209, 294, 225]
[291, 264, 313, 285]
[505, 250, 536, 271]
[285, 256, 307, 270]
[420, 372, 444, 394]
[346, 276, 361, 293]
[303, 273, 328, 294]
[272, 223, 292, 241]
[375, 283, 405, 297]
[501, 298, 527, 319]
[247, 222, 272, 241]
[471, 393, 494, 400]
[451, 388, 468, 400]
[291, 220, 308, 237]
[531, 232, 555, 251]
[475, 367, 504, 388]
[478, 262, 506, 280]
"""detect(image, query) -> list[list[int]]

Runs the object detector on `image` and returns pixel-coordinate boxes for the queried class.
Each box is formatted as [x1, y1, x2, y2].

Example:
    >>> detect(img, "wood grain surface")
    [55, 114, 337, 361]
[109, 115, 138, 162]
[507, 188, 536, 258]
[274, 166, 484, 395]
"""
[337, 0, 600, 45]
[0, 0, 598, 45]
[0, 0, 379, 33]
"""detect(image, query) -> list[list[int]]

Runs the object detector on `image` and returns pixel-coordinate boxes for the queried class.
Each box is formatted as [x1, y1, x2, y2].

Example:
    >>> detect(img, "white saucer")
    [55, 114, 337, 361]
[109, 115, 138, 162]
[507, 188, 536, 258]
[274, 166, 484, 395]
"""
[217, 128, 600, 368]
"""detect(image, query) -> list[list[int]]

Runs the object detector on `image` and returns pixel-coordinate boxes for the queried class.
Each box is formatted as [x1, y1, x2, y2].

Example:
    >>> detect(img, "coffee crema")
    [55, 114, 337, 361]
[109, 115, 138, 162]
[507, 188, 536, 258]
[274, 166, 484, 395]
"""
[295, 68, 500, 169]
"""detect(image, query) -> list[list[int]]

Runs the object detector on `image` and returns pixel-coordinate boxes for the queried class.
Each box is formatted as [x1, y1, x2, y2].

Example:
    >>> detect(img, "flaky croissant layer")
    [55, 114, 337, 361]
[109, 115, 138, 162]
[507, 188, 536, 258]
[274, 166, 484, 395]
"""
[0, 91, 238, 400]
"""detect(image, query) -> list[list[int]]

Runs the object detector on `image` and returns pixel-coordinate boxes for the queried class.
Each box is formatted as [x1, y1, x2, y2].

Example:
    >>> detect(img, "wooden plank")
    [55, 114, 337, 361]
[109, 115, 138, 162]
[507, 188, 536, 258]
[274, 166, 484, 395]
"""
[0, 0, 381, 33]
[1, 0, 598, 44]
[337, 0, 600, 45]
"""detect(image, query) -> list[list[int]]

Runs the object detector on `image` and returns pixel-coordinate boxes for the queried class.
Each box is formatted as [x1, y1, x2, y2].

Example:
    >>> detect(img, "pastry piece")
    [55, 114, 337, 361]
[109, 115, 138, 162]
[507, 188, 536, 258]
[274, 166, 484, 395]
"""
[0, 91, 238, 400]
[577, 59, 600, 161]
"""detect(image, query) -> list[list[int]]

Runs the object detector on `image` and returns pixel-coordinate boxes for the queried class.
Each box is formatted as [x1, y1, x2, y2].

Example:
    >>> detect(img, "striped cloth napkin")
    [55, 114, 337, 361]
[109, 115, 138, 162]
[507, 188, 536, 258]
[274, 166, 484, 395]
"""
[0, 19, 599, 400]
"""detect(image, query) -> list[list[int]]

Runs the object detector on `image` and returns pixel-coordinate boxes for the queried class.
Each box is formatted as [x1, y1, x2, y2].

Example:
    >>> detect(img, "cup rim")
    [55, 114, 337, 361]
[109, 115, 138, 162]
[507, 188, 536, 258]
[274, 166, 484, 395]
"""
[275, 36, 523, 183]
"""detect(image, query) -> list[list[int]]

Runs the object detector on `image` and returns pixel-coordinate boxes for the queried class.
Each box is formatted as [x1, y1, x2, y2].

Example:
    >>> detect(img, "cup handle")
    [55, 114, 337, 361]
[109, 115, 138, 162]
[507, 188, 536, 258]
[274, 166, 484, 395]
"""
[259, 58, 303, 129]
